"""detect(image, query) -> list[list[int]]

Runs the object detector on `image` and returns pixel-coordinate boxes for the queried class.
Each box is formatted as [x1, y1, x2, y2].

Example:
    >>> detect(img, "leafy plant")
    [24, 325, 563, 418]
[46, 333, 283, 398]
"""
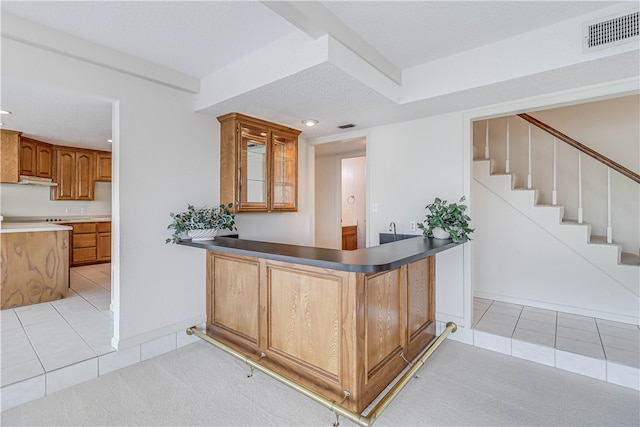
[417, 196, 474, 243]
[166, 203, 236, 244]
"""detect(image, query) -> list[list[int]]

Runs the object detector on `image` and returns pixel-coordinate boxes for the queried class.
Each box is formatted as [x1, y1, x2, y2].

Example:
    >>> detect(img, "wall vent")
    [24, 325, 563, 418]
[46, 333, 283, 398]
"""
[584, 10, 639, 51]
[337, 123, 356, 129]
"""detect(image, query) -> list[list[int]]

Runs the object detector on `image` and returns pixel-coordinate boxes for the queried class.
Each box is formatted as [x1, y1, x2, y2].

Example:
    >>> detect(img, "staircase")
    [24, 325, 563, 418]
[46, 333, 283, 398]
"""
[472, 113, 639, 324]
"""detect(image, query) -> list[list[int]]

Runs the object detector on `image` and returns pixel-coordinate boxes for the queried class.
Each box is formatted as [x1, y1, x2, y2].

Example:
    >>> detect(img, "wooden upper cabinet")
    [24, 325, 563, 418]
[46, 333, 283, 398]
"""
[95, 151, 112, 182]
[19, 137, 53, 179]
[51, 147, 95, 200]
[1, 129, 21, 183]
[75, 150, 95, 200]
[218, 113, 300, 213]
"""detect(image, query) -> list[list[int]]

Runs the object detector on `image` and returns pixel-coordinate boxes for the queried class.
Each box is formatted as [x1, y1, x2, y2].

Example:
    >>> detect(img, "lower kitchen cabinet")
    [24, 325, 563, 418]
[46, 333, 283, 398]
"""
[97, 222, 111, 261]
[62, 221, 111, 266]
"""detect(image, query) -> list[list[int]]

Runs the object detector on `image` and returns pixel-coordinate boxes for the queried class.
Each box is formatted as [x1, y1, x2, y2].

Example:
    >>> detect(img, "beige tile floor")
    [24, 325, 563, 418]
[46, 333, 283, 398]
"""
[474, 297, 640, 368]
[1, 263, 114, 389]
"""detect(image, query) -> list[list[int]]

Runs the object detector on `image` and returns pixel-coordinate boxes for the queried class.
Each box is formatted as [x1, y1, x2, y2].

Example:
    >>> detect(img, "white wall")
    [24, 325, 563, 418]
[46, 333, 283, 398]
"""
[314, 113, 470, 326]
[473, 179, 638, 324]
[1, 33, 311, 349]
[0, 182, 111, 217]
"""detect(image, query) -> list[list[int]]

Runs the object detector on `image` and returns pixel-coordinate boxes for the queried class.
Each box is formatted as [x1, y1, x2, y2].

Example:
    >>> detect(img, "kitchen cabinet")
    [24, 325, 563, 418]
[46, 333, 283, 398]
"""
[97, 222, 111, 261]
[218, 113, 300, 213]
[19, 137, 53, 179]
[62, 221, 111, 266]
[51, 147, 96, 200]
[95, 151, 112, 182]
[341, 225, 357, 250]
[1, 129, 21, 183]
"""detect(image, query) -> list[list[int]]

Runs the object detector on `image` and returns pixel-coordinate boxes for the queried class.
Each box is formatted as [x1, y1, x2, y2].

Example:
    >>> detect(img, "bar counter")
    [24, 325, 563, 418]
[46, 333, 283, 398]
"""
[178, 234, 462, 273]
[179, 235, 463, 413]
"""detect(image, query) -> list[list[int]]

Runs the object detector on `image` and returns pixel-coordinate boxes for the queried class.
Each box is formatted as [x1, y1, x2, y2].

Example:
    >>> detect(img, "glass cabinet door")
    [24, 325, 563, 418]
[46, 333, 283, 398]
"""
[239, 123, 268, 211]
[271, 132, 297, 211]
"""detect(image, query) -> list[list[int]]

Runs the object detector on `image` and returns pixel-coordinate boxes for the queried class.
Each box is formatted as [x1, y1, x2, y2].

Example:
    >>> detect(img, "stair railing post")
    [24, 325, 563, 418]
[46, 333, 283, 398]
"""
[607, 167, 613, 243]
[552, 137, 558, 205]
[578, 152, 584, 224]
[527, 124, 532, 189]
[505, 117, 510, 173]
[485, 119, 490, 160]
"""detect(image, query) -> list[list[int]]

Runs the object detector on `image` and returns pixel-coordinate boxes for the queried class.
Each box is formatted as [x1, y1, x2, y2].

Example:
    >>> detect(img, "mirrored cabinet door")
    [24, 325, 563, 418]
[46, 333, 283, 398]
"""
[239, 123, 268, 211]
[271, 132, 297, 211]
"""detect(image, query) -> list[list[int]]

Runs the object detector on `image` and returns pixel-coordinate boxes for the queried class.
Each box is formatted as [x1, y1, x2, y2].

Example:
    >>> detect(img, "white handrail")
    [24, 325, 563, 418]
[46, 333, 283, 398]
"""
[505, 118, 510, 173]
[485, 120, 489, 160]
[527, 124, 532, 189]
[578, 152, 583, 224]
[607, 168, 612, 243]
[552, 137, 558, 205]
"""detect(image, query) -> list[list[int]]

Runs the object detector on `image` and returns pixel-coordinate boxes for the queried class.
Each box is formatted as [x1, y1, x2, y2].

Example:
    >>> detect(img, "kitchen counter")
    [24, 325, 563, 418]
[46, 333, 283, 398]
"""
[0, 222, 73, 233]
[179, 234, 462, 273]
[2, 215, 111, 224]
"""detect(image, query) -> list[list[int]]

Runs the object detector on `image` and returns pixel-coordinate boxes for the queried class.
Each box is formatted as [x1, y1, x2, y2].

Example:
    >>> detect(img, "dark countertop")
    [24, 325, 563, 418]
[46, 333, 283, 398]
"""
[178, 235, 464, 273]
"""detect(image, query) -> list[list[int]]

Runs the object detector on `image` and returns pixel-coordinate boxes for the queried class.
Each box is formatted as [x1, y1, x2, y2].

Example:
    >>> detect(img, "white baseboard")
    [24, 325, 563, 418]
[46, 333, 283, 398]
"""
[111, 314, 206, 350]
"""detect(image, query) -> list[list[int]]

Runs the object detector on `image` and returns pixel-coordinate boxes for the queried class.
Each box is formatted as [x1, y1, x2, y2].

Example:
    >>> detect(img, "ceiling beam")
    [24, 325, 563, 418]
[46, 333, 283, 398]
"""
[262, 1, 402, 85]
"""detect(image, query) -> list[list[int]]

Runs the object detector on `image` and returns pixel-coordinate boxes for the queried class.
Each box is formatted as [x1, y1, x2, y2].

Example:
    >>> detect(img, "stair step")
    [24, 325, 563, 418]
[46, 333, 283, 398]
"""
[621, 252, 640, 266]
[591, 235, 614, 245]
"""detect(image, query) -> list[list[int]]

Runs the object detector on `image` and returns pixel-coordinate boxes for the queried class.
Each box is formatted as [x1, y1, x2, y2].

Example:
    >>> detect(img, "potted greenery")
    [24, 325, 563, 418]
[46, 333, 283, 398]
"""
[417, 196, 474, 243]
[166, 203, 236, 244]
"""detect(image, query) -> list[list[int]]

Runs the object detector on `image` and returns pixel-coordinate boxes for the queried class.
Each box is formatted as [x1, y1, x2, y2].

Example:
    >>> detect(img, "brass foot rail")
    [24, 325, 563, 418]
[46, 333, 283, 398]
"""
[187, 321, 457, 427]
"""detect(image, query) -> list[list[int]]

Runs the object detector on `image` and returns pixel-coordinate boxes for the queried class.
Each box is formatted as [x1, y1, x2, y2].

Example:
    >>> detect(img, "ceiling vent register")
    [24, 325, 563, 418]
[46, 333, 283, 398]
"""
[585, 11, 639, 50]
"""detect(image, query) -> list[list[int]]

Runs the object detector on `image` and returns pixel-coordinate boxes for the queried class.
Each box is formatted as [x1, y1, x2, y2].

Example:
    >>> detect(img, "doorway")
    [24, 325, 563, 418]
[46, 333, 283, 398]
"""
[314, 137, 366, 249]
[341, 157, 366, 249]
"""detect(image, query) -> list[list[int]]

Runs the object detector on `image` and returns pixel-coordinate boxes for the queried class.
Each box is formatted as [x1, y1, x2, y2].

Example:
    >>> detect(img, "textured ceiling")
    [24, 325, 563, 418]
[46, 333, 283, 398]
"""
[322, 1, 619, 68]
[0, 0, 635, 149]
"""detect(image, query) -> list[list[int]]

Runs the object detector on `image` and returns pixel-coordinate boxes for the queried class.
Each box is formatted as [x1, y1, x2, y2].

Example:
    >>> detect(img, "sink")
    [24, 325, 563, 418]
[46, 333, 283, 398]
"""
[379, 233, 421, 244]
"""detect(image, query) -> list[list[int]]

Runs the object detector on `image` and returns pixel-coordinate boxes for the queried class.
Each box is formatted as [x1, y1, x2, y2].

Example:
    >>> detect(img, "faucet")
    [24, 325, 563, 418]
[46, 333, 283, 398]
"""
[389, 222, 397, 241]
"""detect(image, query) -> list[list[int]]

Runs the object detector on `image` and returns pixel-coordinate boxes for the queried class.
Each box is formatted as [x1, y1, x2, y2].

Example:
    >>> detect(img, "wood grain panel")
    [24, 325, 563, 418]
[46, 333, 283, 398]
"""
[95, 152, 112, 182]
[1, 230, 69, 309]
[365, 269, 402, 377]
[267, 266, 341, 377]
[1, 130, 21, 183]
[407, 259, 430, 337]
[212, 255, 259, 342]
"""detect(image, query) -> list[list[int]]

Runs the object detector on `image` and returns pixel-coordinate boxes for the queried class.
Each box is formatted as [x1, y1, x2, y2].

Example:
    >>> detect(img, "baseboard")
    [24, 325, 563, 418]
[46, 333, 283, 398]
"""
[111, 314, 206, 350]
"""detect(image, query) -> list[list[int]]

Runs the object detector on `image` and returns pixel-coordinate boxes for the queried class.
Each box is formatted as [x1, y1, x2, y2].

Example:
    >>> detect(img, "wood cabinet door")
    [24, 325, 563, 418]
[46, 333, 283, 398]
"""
[95, 152, 112, 182]
[97, 232, 111, 261]
[36, 143, 53, 178]
[53, 148, 76, 200]
[75, 150, 95, 200]
[0, 130, 21, 183]
[19, 139, 37, 176]
[270, 132, 298, 211]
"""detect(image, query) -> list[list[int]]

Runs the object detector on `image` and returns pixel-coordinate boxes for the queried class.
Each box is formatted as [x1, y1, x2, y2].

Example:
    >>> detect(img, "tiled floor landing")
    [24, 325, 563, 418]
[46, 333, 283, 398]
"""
[437, 298, 640, 391]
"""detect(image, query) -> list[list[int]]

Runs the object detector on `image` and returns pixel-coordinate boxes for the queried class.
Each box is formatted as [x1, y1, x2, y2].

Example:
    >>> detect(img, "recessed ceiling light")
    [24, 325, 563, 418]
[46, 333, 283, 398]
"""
[0, 110, 11, 115]
[107, 139, 112, 143]
[302, 119, 318, 127]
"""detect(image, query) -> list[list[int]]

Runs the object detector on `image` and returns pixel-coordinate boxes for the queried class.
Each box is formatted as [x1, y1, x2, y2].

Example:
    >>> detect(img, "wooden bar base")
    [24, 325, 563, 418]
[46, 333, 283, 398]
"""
[205, 249, 435, 413]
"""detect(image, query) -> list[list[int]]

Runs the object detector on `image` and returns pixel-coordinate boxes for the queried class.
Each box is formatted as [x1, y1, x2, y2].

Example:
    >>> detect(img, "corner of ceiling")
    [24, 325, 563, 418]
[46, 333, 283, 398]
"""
[1, 12, 200, 94]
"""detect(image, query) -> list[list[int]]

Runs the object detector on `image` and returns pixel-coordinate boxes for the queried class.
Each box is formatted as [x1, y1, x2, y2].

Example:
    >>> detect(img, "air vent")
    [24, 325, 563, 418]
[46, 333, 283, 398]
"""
[337, 124, 356, 129]
[584, 10, 639, 50]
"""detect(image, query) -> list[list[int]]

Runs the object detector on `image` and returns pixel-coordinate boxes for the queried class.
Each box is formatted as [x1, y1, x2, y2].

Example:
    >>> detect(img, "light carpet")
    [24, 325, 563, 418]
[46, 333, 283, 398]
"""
[2, 340, 638, 426]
